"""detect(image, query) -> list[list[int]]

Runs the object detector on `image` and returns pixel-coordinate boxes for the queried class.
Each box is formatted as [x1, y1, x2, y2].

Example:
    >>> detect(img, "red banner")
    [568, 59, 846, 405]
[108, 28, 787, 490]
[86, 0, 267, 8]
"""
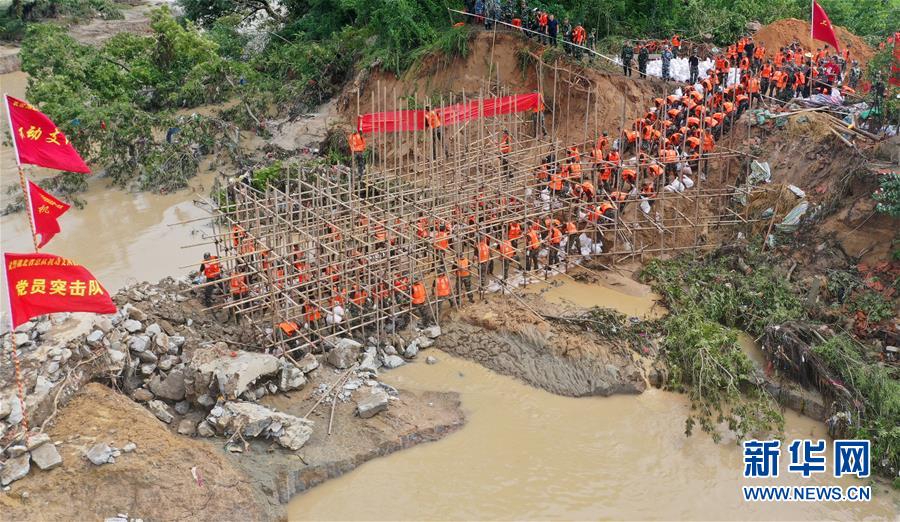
[27, 179, 70, 249]
[4, 252, 116, 329]
[811, 1, 840, 52]
[357, 93, 542, 134]
[5, 95, 91, 173]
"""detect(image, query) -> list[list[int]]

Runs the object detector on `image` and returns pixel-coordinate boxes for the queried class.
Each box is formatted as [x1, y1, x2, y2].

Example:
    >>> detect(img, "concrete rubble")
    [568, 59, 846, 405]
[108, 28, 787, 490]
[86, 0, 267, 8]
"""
[0, 278, 447, 486]
[206, 401, 314, 450]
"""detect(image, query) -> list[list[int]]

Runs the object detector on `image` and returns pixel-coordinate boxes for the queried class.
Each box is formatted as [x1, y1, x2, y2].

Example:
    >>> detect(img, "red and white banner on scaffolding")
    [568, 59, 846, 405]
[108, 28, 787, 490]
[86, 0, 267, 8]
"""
[357, 92, 543, 134]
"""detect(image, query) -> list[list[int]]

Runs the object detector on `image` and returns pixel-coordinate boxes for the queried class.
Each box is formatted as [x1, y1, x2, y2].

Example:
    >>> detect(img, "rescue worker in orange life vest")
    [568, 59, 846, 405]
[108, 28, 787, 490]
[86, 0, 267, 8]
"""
[456, 256, 475, 304]
[499, 129, 512, 178]
[348, 131, 367, 189]
[276, 320, 301, 353]
[433, 273, 453, 313]
[199, 252, 222, 306]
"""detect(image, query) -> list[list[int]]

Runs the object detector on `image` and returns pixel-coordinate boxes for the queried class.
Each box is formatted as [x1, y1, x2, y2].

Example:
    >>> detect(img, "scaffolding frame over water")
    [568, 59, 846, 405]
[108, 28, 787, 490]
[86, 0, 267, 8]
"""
[198, 54, 771, 353]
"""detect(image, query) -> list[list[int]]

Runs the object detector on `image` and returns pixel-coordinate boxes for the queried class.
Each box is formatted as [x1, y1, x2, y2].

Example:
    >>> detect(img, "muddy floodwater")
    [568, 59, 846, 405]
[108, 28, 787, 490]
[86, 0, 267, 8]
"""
[1, 71, 216, 327]
[289, 351, 898, 520]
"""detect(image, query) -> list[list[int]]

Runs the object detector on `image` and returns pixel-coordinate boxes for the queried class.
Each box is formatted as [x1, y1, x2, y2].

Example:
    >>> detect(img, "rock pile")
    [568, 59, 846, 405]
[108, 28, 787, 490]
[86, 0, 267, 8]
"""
[1, 432, 62, 486]
[0, 277, 447, 485]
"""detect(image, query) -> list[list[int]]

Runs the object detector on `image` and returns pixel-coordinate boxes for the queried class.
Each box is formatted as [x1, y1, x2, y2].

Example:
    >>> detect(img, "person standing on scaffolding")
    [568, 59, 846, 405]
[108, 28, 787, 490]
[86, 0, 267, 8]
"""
[424, 105, 443, 160]
[499, 129, 512, 178]
[348, 130, 366, 192]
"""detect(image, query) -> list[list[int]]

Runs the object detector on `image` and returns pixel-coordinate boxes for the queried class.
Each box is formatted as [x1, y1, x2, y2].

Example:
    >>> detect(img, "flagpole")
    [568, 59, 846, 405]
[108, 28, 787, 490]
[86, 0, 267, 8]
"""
[3, 259, 32, 443]
[4, 94, 40, 252]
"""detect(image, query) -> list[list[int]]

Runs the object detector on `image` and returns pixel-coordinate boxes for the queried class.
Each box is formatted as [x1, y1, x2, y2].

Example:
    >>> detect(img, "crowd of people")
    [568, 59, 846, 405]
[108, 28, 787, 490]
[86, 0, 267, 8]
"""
[201, 19, 868, 348]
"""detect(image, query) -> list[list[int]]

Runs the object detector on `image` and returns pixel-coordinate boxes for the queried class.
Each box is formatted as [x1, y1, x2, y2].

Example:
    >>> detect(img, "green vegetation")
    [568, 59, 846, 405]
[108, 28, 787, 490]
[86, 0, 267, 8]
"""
[643, 244, 899, 479]
[642, 246, 800, 442]
[873, 173, 900, 218]
[813, 335, 899, 478]
[529, 0, 897, 44]
[18, 7, 251, 191]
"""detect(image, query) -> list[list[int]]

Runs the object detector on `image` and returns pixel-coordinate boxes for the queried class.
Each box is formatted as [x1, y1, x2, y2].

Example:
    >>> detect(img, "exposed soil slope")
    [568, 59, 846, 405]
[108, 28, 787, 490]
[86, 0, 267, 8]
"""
[0, 383, 270, 522]
[754, 18, 875, 66]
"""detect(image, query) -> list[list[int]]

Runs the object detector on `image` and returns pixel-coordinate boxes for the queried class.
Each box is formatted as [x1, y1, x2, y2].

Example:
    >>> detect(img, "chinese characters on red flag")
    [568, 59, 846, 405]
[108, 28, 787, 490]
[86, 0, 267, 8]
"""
[4, 95, 91, 173]
[4, 253, 116, 329]
[811, 1, 841, 52]
[26, 179, 70, 249]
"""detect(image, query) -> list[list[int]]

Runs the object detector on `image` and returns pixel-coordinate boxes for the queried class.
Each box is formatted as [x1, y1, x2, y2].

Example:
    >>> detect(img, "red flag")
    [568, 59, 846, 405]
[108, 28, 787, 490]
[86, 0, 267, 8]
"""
[26, 179, 70, 249]
[811, 1, 841, 52]
[3, 252, 116, 329]
[4, 95, 90, 173]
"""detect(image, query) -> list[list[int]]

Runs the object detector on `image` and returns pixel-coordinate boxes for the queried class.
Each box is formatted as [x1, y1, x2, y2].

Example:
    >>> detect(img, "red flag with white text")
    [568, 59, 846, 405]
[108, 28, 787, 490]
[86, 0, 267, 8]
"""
[3, 252, 116, 329]
[811, 1, 841, 52]
[27, 179, 70, 249]
[4, 95, 91, 173]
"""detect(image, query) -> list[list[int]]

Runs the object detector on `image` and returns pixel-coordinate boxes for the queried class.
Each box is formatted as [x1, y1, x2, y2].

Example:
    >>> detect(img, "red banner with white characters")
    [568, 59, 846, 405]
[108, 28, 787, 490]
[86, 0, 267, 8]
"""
[5, 95, 91, 173]
[4, 252, 116, 329]
[357, 93, 543, 133]
[27, 179, 70, 249]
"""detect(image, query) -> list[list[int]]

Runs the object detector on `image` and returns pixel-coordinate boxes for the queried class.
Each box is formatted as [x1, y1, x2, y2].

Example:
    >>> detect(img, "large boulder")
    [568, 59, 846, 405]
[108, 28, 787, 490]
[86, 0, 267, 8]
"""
[278, 364, 306, 392]
[147, 400, 174, 424]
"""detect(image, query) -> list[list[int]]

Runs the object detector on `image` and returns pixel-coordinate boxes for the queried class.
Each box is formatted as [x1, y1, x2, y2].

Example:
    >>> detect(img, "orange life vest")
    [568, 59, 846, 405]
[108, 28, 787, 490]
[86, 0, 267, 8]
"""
[305, 303, 321, 322]
[230, 274, 249, 295]
[457, 257, 471, 277]
[477, 241, 490, 263]
[527, 229, 541, 250]
[411, 282, 427, 305]
[203, 256, 221, 279]
[499, 133, 511, 154]
[500, 240, 515, 259]
[278, 321, 299, 335]
[348, 132, 366, 153]
[435, 275, 451, 297]
[425, 110, 441, 129]
[509, 222, 522, 240]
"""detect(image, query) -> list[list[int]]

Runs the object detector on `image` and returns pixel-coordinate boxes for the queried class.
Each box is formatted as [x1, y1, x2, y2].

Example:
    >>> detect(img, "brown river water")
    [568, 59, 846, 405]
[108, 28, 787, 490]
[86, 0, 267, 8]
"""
[2, 72, 898, 520]
[290, 351, 899, 521]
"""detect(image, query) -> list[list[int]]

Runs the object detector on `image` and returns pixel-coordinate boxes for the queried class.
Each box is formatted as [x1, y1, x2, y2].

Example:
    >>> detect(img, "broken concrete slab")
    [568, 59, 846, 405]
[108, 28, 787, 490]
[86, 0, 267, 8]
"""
[206, 401, 314, 451]
[30, 442, 63, 470]
[188, 348, 281, 401]
[356, 390, 389, 419]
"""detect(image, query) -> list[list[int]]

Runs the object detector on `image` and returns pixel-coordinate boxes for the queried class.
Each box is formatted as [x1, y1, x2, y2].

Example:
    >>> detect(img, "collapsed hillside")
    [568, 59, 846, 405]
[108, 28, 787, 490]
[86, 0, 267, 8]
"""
[754, 18, 876, 67]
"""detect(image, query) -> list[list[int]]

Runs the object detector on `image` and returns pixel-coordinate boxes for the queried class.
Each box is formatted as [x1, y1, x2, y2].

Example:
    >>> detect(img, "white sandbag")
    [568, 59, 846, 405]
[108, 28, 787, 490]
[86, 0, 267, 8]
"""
[682, 175, 694, 189]
[640, 199, 652, 214]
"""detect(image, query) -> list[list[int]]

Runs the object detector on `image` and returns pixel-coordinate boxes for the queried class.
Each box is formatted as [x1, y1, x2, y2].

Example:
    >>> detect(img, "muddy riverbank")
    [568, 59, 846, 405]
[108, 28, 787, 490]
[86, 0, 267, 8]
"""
[288, 350, 900, 521]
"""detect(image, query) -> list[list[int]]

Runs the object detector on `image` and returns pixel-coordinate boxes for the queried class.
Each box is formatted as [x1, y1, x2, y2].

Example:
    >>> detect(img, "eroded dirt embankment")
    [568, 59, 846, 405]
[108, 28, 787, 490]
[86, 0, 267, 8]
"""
[435, 290, 657, 397]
